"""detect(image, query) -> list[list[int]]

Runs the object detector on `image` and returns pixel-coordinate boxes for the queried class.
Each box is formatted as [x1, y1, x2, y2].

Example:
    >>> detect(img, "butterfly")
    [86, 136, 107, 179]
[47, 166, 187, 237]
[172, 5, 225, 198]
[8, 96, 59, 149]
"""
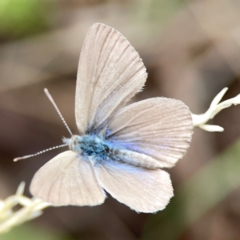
[15, 23, 193, 213]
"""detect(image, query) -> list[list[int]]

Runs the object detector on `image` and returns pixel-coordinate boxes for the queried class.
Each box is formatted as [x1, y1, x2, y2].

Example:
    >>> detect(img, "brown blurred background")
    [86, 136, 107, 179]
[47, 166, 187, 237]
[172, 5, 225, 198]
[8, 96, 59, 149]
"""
[1, 0, 240, 239]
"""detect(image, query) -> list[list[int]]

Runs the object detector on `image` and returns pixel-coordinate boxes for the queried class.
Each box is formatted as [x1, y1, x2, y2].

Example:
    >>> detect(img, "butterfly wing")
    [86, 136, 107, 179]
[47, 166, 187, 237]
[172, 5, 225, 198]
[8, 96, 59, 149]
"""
[75, 23, 147, 134]
[94, 159, 173, 213]
[107, 97, 193, 168]
[30, 151, 106, 206]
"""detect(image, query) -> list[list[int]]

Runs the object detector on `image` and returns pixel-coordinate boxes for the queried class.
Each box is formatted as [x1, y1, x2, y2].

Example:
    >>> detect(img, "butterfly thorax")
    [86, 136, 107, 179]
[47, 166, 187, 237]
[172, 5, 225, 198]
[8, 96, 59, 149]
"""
[63, 135, 118, 161]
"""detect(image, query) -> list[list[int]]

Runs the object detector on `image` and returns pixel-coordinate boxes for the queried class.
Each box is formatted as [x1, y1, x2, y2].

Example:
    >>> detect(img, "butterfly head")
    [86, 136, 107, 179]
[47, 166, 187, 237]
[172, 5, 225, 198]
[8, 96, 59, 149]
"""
[63, 135, 80, 153]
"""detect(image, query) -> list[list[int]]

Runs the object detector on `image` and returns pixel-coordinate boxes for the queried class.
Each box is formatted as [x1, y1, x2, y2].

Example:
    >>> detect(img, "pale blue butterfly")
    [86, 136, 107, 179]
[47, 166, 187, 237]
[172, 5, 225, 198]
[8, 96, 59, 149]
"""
[15, 23, 193, 213]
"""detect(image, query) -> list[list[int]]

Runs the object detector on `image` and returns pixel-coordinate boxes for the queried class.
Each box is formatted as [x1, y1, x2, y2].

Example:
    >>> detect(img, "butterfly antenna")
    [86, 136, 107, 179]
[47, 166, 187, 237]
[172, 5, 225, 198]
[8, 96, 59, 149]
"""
[44, 88, 73, 136]
[14, 144, 68, 162]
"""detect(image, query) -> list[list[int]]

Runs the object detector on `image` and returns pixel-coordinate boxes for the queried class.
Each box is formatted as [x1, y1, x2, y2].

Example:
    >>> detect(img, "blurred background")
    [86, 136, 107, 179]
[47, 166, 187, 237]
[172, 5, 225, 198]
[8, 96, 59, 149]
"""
[1, 0, 240, 239]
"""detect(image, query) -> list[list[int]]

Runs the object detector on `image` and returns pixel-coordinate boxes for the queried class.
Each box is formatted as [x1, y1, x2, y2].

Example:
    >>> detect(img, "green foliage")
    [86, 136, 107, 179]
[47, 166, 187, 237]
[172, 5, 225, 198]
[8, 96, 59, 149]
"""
[0, 0, 53, 39]
[136, 0, 184, 23]
[0, 224, 73, 240]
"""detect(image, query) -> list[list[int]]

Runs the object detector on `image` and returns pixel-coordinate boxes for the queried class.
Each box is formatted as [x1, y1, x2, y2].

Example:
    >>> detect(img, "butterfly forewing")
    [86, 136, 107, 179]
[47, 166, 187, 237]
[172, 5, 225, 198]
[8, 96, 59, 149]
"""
[107, 97, 193, 168]
[75, 23, 147, 134]
[30, 151, 106, 206]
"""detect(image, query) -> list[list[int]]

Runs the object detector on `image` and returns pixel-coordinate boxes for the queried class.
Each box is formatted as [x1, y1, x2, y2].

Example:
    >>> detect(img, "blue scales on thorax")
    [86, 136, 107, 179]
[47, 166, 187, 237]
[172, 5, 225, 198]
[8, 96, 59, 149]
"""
[63, 135, 118, 162]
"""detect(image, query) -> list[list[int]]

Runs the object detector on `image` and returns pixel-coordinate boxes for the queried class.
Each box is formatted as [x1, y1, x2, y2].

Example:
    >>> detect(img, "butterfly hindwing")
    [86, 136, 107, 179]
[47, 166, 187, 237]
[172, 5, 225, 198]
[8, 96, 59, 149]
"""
[94, 158, 173, 213]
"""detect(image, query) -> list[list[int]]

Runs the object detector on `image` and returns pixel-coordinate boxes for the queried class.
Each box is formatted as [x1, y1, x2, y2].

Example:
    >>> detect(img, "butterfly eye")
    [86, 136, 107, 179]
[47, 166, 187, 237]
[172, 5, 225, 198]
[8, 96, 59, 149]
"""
[74, 137, 79, 146]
